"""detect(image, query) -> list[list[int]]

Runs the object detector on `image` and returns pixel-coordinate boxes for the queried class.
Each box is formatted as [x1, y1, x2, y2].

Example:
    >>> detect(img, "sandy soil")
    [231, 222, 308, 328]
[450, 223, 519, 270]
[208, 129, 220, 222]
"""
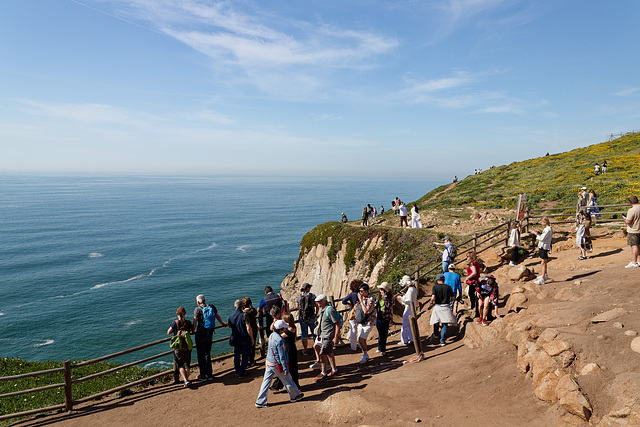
[11, 226, 640, 427]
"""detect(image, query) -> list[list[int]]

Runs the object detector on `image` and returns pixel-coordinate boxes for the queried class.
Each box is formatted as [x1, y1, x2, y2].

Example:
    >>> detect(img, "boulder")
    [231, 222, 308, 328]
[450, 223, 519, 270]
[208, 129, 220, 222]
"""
[531, 351, 558, 386]
[631, 337, 640, 354]
[516, 341, 537, 373]
[543, 340, 571, 357]
[591, 308, 629, 323]
[614, 322, 624, 329]
[538, 328, 560, 343]
[508, 265, 532, 281]
[556, 375, 592, 421]
[535, 372, 560, 403]
[580, 363, 601, 375]
[554, 350, 576, 369]
[506, 293, 528, 313]
[625, 330, 638, 337]
[511, 286, 525, 294]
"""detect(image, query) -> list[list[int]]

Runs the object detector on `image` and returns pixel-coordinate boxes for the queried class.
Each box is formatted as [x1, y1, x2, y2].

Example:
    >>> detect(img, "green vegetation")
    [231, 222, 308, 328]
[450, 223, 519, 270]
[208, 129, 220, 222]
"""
[0, 357, 167, 422]
[415, 133, 640, 210]
[297, 134, 640, 285]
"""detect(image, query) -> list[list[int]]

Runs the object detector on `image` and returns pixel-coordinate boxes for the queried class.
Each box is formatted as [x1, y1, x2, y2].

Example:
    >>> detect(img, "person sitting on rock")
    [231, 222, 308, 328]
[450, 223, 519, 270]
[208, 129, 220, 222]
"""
[477, 276, 500, 325]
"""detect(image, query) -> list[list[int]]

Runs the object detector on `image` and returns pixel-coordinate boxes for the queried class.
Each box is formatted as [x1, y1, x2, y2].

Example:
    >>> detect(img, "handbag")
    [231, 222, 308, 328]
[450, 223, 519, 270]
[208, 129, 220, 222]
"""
[271, 348, 288, 373]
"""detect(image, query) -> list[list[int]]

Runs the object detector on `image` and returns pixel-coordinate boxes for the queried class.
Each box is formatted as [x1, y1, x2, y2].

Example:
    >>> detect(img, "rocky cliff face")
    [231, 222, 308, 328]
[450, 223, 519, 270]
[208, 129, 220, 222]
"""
[280, 235, 388, 308]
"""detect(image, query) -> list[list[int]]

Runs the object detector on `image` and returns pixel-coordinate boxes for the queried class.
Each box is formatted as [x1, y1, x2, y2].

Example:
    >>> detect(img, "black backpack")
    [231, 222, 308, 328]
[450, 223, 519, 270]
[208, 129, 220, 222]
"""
[299, 294, 315, 320]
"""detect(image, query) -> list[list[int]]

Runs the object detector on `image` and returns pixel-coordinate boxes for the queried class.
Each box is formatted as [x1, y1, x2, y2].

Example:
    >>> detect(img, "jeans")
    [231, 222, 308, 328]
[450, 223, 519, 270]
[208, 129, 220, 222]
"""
[376, 317, 390, 352]
[195, 329, 213, 378]
[299, 318, 317, 340]
[433, 322, 448, 344]
[442, 261, 450, 274]
[234, 341, 251, 376]
[256, 364, 301, 406]
[349, 319, 358, 351]
[400, 309, 413, 344]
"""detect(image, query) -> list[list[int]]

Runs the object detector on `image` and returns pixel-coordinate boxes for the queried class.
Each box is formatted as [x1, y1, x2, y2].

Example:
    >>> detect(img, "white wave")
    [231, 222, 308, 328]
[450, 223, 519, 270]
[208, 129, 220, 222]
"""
[34, 339, 54, 347]
[144, 361, 172, 370]
[91, 273, 147, 290]
[194, 242, 217, 253]
[124, 319, 143, 327]
[88, 252, 104, 258]
[0, 312, 4, 316]
[236, 245, 250, 252]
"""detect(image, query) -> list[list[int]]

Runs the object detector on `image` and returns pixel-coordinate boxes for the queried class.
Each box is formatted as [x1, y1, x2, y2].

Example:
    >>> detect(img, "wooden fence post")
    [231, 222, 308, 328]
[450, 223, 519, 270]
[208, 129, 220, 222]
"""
[329, 295, 336, 308]
[473, 233, 477, 252]
[258, 312, 266, 358]
[505, 219, 511, 246]
[525, 208, 530, 233]
[409, 301, 422, 355]
[63, 360, 73, 412]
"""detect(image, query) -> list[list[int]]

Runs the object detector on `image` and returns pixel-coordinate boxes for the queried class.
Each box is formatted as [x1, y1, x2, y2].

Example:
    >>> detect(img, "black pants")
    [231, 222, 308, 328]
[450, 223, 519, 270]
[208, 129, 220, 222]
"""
[510, 246, 519, 263]
[376, 317, 390, 353]
[195, 330, 213, 378]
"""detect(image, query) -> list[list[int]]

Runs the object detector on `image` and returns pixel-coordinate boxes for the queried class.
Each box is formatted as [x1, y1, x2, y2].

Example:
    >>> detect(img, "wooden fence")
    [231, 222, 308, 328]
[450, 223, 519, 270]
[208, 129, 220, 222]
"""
[524, 202, 629, 231]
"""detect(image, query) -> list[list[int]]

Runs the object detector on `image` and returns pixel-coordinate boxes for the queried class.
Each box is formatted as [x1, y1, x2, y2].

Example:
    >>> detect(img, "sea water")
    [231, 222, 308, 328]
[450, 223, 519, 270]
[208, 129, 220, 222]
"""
[0, 175, 443, 369]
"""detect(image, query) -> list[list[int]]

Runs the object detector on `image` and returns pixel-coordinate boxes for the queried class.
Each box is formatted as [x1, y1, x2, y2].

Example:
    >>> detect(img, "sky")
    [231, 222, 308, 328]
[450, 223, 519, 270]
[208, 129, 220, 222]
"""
[1, 0, 639, 178]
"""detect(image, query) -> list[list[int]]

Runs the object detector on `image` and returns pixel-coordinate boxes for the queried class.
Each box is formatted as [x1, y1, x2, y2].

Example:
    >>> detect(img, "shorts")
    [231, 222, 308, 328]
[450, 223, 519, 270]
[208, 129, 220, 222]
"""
[357, 323, 372, 340]
[174, 349, 191, 371]
[299, 318, 317, 339]
[628, 233, 640, 246]
[318, 337, 334, 355]
[538, 248, 549, 260]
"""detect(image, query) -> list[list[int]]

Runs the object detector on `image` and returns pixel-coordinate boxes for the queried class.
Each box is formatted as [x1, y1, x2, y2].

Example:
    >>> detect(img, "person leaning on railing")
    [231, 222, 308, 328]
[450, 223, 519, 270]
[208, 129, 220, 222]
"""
[167, 307, 194, 388]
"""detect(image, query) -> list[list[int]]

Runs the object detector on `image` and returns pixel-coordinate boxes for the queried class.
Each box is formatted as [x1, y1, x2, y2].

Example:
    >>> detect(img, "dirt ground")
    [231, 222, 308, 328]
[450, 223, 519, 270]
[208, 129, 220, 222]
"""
[10, 226, 640, 427]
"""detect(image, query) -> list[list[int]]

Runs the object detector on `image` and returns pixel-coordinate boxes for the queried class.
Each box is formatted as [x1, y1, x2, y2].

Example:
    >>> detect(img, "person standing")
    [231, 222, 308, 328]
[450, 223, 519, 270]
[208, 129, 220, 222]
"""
[429, 274, 457, 346]
[228, 300, 252, 378]
[341, 279, 362, 352]
[193, 294, 227, 381]
[313, 294, 341, 380]
[465, 251, 481, 316]
[258, 286, 284, 337]
[255, 320, 303, 408]
[242, 297, 258, 366]
[602, 160, 607, 173]
[508, 221, 521, 266]
[398, 275, 416, 345]
[594, 162, 601, 176]
[411, 204, 422, 228]
[167, 307, 194, 388]
[355, 283, 377, 364]
[433, 236, 454, 273]
[624, 196, 640, 268]
[362, 206, 369, 227]
[296, 283, 317, 356]
[443, 264, 462, 312]
[341, 212, 348, 223]
[375, 282, 393, 356]
[399, 202, 408, 228]
[532, 218, 553, 284]
[575, 209, 592, 260]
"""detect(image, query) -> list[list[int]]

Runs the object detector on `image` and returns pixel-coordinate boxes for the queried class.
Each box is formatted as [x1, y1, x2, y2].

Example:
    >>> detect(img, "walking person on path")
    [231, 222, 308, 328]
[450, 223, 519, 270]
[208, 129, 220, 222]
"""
[295, 283, 317, 356]
[508, 221, 521, 266]
[255, 320, 303, 408]
[312, 294, 341, 380]
[532, 217, 553, 284]
[411, 204, 422, 228]
[397, 275, 416, 345]
[443, 264, 462, 312]
[193, 294, 227, 381]
[624, 196, 640, 268]
[341, 279, 362, 352]
[399, 202, 408, 228]
[355, 283, 377, 364]
[429, 274, 457, 346]
[433, 236, 454, 273]
[272, 312, 300, 390]
[465, 251, 481, 317]
[375, 282, 393, 356]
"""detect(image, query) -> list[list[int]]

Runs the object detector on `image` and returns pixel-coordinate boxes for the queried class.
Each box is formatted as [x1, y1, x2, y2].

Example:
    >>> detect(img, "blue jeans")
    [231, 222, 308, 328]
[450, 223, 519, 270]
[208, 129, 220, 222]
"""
[195, 329, 213, 378]
[234, 341, 251, 377]
[256, 364, 301, 406]
[442, 261, 450, 274]
[299, 318, 317, 340]
[433, 323, 448, 344]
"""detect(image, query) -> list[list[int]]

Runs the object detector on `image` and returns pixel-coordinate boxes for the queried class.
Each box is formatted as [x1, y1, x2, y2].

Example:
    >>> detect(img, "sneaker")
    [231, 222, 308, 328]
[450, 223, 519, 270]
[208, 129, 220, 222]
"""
[360, 354, 369, 364]
[183, 381, 191, 388]
[578, 256, 586, 260]
[255, 403, 268, 409]
[509, 262, 517, 266]
[544, 274, 549, 280]
[290, 393, 304, 403]
[440, 343, 446, 347]
[314, 373, 327, 381]
[206, 376, 214, 381]
[375, 349, 380, 353]
[476, 317, 483, 324]
[380, 351, 386, 356]
[309, 362, 321, 369]
[327, 370, 338, 377]
[625, 262, 640, 268]
[482, 319, 488, 326]
[534, 277, 545, 285]
[301, 349, 308, 356]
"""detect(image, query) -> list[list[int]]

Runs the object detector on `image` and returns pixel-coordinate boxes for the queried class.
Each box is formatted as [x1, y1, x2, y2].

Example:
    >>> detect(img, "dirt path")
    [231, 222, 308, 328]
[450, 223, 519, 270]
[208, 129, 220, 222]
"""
[12, 230, 640, 427]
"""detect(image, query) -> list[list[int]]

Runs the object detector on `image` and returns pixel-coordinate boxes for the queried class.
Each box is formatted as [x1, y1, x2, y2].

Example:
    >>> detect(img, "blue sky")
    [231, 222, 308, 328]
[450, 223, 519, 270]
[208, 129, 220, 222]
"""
[1, 0, 638, 178]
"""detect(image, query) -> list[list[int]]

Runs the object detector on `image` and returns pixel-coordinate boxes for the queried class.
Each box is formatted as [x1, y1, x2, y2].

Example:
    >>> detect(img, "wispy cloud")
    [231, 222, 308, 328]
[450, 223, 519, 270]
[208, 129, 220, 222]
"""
[107, 0, 398, 95]
[192, 110, 236, 125]
[433, 0, 513, 22]
[314, 114, 344, 122]
[20, 100, 162, 126]
[614, 87, 639, 97]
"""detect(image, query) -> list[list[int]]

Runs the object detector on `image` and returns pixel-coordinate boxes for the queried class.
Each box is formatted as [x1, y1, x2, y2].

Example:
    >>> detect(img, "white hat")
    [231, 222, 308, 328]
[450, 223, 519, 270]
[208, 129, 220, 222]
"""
[316, 294, 328, 302]
[378, 282, 392, 292]
[273, 320, 289, 330]
[401, 275, 414, 285]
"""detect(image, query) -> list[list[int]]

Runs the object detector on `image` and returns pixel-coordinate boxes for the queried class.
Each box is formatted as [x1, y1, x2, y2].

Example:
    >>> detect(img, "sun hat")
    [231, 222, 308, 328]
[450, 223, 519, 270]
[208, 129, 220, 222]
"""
[274, 320, 289, 330]
[316, 294, 328, 302]
[378, 282, 392, 292]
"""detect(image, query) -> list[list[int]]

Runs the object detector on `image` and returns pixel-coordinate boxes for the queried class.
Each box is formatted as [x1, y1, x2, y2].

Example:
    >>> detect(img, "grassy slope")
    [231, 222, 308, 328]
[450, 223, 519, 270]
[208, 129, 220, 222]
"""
[299, 133, 640, 284]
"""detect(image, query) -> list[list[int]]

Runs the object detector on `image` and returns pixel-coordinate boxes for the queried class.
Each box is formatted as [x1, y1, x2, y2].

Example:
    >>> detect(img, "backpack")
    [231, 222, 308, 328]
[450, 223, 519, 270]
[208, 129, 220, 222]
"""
[449, 245, 457, 261]
[299, 294, 315, 320]
[355, 302, 370, 324]
[202, 305, 216, 329]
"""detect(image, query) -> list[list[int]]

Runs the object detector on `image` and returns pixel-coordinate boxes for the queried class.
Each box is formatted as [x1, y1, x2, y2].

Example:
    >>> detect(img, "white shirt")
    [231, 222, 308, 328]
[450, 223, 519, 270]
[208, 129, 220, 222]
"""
[537, 226, 552, 250]
[442, 242, 453, 262]
[509, 228, 520, 247]
[401, 286, 417, 312]
[399, 205, 408, 216]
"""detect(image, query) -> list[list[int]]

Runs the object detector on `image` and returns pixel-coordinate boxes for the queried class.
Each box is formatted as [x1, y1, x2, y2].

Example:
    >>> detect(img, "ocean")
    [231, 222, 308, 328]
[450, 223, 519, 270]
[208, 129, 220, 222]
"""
[0, 175, 443, 369]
